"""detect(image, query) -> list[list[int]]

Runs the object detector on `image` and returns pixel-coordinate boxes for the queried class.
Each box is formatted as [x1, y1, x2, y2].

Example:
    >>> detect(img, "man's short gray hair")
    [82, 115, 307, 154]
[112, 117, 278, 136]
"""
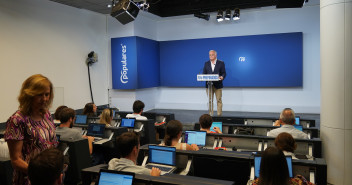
[280, 108, 295, 125]
[209, 50, 217, 55]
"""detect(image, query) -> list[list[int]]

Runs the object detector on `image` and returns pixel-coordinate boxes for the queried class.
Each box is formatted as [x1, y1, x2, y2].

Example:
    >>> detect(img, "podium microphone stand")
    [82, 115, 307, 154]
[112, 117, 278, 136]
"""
[197, 74, 219, 116]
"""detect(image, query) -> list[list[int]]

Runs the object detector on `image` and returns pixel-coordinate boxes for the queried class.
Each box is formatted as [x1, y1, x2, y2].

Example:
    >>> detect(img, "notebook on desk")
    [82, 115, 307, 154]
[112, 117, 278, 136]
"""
[294, 125, 303, 131]
[211, 122, 222, 133]
[185, 131, 206, 147]
[75, 115, 87, 125]
[97, 169, 134, 185]
[254, 155, 293, 178]
[86, 123, 112, 144]
[120, 118, 135, 128]
[145, 145, 176, 175]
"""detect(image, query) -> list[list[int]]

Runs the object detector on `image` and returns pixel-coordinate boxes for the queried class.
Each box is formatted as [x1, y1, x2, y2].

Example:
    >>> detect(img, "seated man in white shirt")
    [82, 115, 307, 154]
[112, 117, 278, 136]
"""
[126, 100, 148, 120]
[267, 108, 308, 139]
[108, 132, 161, 176]
[56, 107, 94, 154]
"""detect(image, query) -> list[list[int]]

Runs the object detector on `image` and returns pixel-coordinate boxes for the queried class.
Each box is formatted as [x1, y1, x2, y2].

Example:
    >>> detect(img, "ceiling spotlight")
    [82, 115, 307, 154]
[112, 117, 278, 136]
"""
[233, 8, 240, 20]
[194, 12, 210, 21]
[216, 10, 224, 22]
[225, 9, 231, 20]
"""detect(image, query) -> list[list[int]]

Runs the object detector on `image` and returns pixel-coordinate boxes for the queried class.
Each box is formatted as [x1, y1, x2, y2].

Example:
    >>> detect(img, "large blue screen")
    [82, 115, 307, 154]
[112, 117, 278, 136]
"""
[160, 32, 303, 87]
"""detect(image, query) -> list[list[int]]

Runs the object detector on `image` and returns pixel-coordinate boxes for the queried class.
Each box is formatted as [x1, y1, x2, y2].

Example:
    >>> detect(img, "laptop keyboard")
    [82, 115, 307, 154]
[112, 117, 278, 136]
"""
[145, 164, 172, 172]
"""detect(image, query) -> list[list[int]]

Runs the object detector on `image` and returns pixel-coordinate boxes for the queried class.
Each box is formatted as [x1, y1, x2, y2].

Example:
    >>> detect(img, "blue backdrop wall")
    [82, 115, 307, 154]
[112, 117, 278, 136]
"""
[112, 32, 302, 89]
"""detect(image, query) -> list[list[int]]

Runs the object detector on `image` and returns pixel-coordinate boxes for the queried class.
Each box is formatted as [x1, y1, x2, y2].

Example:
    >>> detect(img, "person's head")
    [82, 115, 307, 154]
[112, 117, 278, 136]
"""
[100, 108, 113, 126]
[164, 120, 183, 146]
[54, 105, 68, 120]
[199, 114, 213, 130]
[116, 132, 140, 160]
[59, 108, 76, 128]
[275, 132, 297, 153]
[83, 103, 96, 117]
[279, 108, 295, 125]
[258, 147, 290, 185]
[209, 50, 217, 61]
[132, 100, 145, 114]
[18, 74, 54, 116]
[28, 148, 65, 185]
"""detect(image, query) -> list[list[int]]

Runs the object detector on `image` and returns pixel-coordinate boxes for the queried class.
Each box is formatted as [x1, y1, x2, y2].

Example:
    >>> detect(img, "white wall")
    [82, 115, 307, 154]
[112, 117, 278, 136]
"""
[0, 0, 109, 122]
[108, 3, 321, 113]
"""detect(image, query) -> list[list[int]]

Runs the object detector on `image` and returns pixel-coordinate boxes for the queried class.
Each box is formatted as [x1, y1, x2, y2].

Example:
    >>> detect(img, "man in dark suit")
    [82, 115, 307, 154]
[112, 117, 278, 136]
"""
[203, 50, 226, 116]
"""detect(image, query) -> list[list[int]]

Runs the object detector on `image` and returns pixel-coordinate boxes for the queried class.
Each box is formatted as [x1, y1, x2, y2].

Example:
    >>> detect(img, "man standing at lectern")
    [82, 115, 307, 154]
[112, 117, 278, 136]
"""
[203, 50, 226, 116]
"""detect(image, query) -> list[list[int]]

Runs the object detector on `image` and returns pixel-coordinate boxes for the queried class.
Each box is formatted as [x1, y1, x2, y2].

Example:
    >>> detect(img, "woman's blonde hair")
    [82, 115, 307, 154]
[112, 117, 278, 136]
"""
[18, 74, 54, 116]
[99, 108, 112, 126]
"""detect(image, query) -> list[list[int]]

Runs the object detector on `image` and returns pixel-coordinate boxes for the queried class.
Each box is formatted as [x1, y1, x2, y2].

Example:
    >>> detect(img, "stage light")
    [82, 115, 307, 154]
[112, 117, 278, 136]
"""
[194, 12, 210, 21]
[225, 9, 231, 20]
[216, 10, 224, 22]
[233, 8, 240, 20]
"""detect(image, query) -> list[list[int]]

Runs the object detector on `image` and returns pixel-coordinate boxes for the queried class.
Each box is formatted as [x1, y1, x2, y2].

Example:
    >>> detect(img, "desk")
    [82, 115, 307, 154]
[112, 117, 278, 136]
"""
[81, 164, 234, 185]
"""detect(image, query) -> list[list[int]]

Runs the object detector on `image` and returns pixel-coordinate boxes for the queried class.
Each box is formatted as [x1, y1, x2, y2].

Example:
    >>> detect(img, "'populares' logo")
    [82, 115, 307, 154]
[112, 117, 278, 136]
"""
[120, 44, 128, 84]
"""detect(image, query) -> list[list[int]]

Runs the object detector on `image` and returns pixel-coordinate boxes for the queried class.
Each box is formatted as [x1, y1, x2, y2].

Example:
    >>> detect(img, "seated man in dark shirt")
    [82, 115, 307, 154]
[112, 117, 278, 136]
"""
[199, 114, 222, 133]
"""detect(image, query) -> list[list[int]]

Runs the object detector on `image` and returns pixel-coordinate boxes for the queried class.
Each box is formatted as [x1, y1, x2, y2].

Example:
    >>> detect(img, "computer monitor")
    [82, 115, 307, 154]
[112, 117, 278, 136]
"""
[254, 156, 293, 178]
[97, 169, 134, 185]
[295, 116, 300, 125]
[148, 145, 176, 166]
[112, 110, 116, 118]
[120, 118, 135, 128]
[86, 123, 105, 137]
[294, 125, 303, 131]
[211, 122, 222, 133]
[75, 115, 87, 125]
[185, 131, 206, 146]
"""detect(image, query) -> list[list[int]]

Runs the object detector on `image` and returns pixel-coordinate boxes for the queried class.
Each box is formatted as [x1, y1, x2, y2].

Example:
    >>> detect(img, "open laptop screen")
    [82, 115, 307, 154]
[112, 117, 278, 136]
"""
[211, 122, 222, 133]
[98, 169, 134, 185]
[87, 123, 105, 137]
[121, 118, 135, 128]
[75, 115, 87, 125]
[295, 116, 300, 125]
[254, 156, 293, 178]
[294, 125, 303, 131]
[148, 145, 176, 166]
[185, 131, 206, 146]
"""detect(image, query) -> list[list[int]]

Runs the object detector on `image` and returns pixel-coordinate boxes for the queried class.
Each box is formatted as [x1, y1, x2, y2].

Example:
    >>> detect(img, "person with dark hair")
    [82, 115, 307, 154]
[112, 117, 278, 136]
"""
[53, 105, 67, 123]
[126, 100, 147, 120]
[268, 108, 308, 139]
[5, 74, 58, 185]
[162, 120, 199, 151]
[275, 132, 298, 160]
[199, 114, 222, 133]
[56, 107, 94, 154]
[83, 102, 97, 117]
[108, 132, 161, 176]
[99, 108, 113, 127]
[28, 148, 65, 185]
[249, 147, 314, 185]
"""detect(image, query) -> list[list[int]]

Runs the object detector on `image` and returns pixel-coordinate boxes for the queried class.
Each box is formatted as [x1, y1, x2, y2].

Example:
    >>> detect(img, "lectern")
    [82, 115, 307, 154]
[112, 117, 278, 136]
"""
[197, 74, 219, 116]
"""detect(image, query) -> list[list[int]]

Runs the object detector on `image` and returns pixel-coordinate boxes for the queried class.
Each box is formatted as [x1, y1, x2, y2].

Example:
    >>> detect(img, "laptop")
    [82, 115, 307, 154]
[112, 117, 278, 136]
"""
[120, 118, 135, 128]
[97, 169, 134, 185]
[86, 123, 113, 144]
[295, 116, 300, 125]
[294, 125, 303, 131]
[254, 156, 293, 178]
[75, 115, 88, 125]
[145, 145, 176, 175]
[211, 122, 223, 133]
[185, 131, 206, 147]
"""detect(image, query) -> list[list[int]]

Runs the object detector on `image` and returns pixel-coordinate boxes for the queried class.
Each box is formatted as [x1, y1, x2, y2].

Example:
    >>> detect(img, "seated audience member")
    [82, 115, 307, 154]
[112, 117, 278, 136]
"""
[199, 114, 222, 133]
[83, 102, 97, 117]
[53, 105, 67, 123]
[108, 132, 161, 176]
[162, 120, 199, 151]
[99, 108, 113, 127]
[268, 108, 308, 139]
[126, 100, 148, 120]
[28, 148, 66, 185]
[275, 132, 298, 160]
[249, 147, 314, 185]
[56, 107, 94, 154]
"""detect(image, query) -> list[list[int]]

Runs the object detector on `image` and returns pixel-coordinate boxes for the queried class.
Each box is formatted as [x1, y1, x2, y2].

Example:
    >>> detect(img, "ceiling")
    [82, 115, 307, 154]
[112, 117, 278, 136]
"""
[49, 0, 305, 17]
